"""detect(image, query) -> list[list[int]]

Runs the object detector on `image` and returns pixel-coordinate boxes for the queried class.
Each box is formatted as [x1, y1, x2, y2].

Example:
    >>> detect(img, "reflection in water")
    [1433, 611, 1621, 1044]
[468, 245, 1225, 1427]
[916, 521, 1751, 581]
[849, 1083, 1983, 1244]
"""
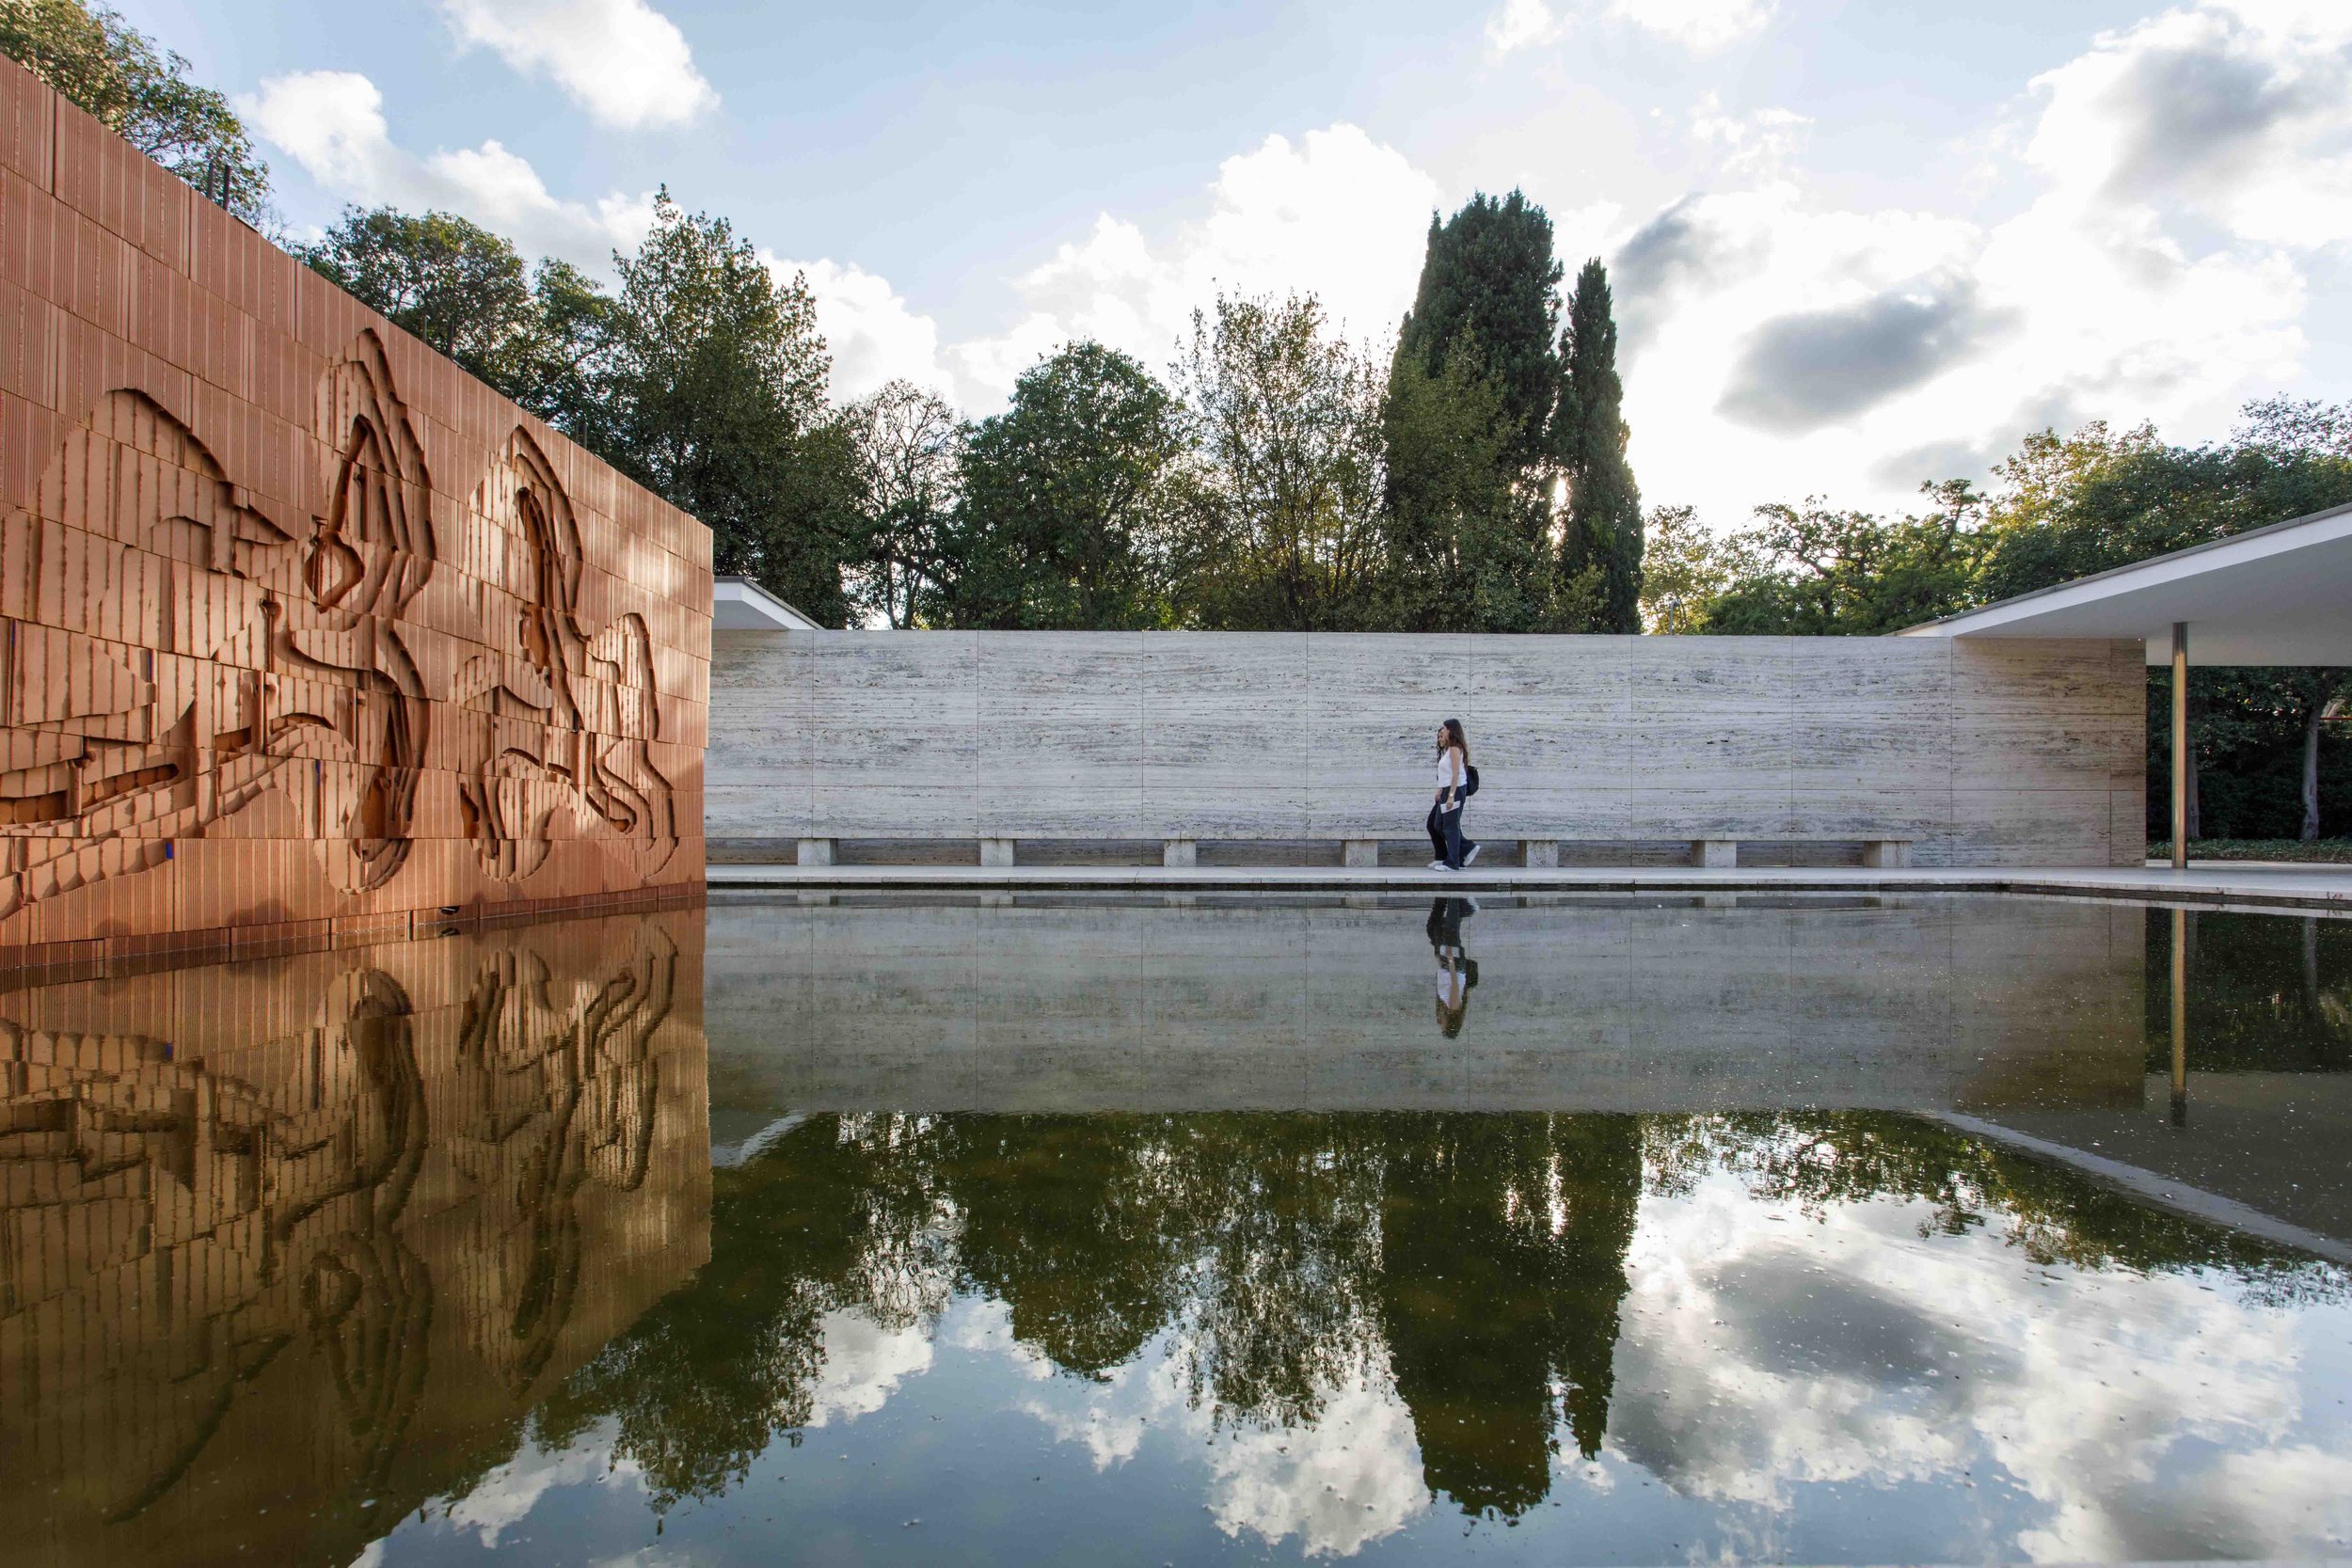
[1425, 898, 1479, 1037]
[0, 910, 708, 1568]
[535, 1107, 2345, 1560]
[13, 895, 2352, 1564]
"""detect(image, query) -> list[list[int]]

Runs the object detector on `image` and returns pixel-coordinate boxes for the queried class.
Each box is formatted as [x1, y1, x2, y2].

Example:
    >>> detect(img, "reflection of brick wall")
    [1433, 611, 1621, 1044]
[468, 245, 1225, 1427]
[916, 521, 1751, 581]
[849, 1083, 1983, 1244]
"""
[0, 907, 710, 1568]
[0, 55, 710, 967]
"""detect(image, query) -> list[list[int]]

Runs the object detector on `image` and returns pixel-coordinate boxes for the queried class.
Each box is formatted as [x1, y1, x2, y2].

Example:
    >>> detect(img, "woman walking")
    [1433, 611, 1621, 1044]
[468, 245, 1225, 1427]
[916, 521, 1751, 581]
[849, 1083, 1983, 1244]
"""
[1427, 719, 1480, 871]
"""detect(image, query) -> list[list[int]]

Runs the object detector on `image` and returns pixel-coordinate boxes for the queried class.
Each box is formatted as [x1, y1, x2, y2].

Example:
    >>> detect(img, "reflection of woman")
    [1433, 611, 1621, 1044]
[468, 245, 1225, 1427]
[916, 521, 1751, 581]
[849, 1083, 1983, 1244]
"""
[1426, 897, 1480, 1037]
[1427, 719, 1480, 871]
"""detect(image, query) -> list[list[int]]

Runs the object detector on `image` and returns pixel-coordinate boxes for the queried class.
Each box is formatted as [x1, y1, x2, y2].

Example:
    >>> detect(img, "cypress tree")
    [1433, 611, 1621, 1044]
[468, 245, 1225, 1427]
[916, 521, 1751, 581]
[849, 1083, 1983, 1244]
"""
[1389, 192, 1564, 467]
[1555, 259, 1644, 633]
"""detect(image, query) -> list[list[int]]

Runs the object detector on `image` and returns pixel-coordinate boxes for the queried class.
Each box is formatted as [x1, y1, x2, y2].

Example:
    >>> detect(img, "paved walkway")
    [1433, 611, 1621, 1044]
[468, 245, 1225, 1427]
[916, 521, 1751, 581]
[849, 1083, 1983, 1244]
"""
[708, 860, 2352, 911]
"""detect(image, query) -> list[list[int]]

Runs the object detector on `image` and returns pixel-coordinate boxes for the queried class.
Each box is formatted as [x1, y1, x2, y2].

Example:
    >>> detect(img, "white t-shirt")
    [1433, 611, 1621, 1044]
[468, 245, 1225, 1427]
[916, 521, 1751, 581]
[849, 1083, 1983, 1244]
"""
[1436, 962, 1465, 1007]
[1437, 748, 1463, 793]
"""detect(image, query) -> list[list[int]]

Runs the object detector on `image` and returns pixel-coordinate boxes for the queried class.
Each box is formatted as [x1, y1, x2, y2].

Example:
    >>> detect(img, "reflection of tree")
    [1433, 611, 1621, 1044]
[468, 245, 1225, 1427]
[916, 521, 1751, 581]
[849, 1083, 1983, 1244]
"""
[537, 1114, 953, 1508]
[2143, 909, 2352, 1072]
[559, 1112, 1637, 1517]
[553, 1103, 2348, 1534]
[1376, 1115, 1641, 1518]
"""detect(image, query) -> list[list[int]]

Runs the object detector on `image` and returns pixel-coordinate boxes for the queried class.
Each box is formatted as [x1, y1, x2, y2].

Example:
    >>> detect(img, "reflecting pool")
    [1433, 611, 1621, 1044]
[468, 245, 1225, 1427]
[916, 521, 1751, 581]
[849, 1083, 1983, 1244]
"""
[8, 895, 2352, 1564]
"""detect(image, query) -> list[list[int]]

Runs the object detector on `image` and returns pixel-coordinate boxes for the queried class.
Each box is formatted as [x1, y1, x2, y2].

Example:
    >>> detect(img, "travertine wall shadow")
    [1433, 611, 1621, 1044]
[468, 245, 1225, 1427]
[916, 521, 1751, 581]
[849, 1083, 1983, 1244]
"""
[710, 632, 2146, 866]
[0, 56, 710, 966]
[0, 908, 709, 1568]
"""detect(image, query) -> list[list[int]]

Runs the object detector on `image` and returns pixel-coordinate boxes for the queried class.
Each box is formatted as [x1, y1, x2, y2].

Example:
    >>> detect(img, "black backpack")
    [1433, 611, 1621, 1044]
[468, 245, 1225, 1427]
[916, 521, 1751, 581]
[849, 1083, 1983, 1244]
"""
[1462, 764, 1481, 800]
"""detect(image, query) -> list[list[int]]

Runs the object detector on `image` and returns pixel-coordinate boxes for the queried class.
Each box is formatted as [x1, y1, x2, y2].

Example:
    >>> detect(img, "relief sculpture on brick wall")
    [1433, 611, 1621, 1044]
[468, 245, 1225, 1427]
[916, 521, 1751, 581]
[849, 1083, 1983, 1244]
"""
[0, 331, 683, 935]
[0, 331, 437, 921]
[0, 388, 297, 917]
[275, 331, 439, 892]
[453, 428, 679, 883]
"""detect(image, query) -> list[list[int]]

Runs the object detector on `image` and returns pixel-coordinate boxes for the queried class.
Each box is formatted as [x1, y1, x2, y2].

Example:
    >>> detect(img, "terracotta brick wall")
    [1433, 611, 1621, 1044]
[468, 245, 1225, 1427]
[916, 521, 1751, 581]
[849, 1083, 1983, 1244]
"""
[0, 55, 711, 969]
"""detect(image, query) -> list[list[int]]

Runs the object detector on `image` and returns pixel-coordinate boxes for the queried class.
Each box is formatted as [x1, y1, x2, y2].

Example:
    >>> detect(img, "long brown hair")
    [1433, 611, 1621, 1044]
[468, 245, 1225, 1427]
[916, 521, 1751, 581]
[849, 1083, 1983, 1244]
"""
[1438, 719, 1470, 766]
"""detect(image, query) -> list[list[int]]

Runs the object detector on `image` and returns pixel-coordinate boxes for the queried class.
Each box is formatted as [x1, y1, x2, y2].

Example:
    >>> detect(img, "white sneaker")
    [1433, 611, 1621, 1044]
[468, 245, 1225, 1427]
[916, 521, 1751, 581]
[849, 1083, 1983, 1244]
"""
[1463, 843, 1481, 865]
[1428, 860, 1447, 870]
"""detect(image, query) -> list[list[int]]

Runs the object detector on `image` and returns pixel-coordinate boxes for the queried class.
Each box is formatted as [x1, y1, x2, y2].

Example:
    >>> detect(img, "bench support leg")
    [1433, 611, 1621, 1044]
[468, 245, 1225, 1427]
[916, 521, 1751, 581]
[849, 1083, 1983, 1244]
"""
[1163, 838, 1197, 868]
[979, 838, 1016, 867]
[1343, 839, 1381, 869]
[797, 837, 834, 868]
[1692, 838, 1738, 869]
[1520, 840, 1559, 868]
[1863, 840, 1912, 869]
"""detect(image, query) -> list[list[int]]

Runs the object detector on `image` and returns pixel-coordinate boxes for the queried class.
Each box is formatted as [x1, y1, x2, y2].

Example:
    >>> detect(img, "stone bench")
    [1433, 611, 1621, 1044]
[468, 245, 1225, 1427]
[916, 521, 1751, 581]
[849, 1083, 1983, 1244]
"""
[788, 835, 1916, 870]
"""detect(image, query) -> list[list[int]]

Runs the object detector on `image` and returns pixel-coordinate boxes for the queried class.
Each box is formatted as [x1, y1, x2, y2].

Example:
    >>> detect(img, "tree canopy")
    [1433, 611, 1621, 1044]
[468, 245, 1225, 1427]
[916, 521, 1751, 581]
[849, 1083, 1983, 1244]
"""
[1, 0, 272, 227]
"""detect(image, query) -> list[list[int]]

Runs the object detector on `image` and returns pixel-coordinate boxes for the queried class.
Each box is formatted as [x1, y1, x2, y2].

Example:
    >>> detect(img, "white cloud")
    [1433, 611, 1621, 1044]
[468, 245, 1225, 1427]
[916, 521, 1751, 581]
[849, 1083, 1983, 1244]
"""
[1601, 0, 2351, 526]
[240, 71, 656, 272]
[1488, 0, 1777, 55]
[1690, 93, 1813, 177]
[945, 123, 1440, 405]
[435, 0, 718, 130]
[2023, 1, 2352, 249]
[767, 255, 952, 403]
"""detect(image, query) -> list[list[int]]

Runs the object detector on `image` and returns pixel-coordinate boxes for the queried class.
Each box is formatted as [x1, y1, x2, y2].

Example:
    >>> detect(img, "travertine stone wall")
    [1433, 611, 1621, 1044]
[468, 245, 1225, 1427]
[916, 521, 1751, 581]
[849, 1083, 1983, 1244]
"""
[0, 56, 710, 966]
[710, 632, 2147, 866]
[0, 908, 708, 1568]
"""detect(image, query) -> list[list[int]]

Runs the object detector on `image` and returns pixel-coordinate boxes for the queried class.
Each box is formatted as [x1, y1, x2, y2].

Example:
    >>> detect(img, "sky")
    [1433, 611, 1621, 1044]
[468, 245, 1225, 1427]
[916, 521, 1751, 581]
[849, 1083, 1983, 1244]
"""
[114, 0, 2352, 530]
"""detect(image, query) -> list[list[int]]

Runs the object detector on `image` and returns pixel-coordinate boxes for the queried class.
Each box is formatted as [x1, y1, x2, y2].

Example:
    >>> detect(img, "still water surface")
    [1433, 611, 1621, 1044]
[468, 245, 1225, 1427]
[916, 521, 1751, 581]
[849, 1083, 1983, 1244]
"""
[8, 895, 2352, 1564]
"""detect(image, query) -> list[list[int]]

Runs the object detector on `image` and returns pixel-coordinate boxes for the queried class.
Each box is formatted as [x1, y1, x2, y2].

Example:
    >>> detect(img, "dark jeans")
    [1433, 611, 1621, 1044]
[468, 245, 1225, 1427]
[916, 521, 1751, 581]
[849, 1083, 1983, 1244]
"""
[1426, 800, 1472, 868]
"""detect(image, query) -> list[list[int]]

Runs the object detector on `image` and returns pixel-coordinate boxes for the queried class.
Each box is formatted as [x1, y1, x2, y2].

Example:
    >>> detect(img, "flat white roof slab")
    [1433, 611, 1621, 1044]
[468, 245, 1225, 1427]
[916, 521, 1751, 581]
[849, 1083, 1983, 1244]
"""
[1897, 499, 2352, 664]
[714, 575, 821, 630]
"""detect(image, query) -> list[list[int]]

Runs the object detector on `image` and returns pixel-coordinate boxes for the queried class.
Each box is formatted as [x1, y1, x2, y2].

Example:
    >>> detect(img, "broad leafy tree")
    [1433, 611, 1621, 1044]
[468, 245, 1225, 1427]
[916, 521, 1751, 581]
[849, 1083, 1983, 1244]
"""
[601, 193, 860, 626]
[302, 208, 537, 386]
[944, 341, 1188, 629]
[1, 0, 272, 227]
[1175, 293, 1388, 631]
[842, 379, 962, 628]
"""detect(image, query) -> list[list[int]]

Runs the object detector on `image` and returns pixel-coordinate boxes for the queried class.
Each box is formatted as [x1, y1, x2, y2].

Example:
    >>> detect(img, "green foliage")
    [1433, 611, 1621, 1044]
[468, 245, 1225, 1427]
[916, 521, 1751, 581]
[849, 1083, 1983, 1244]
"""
[1638, 503, 1743, 634]
[1175, 293, 1389, 631]
[1391, 191, 1563, 467]
[944, 341, 1188, 629]
[0, 0, 272, 227]
[1699, 483, 1986, 637]
[841, 379, 961, 628]
[599, 193, 859, 626]
[1379, 349, 1554, 631]
[1553, 260, 1644, 632]
[302, 209, 534, 384]
[1977, 417, 2352, 603]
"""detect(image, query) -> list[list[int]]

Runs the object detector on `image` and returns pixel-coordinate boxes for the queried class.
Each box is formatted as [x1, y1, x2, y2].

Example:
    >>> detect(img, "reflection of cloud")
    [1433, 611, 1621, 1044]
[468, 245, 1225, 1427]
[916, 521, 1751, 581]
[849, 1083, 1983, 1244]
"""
[1609, 1170, 2352, 1558]
[972, 1298, 1430, 1560]
[441, 1421, 644, 1547]
[804, 1309, 935, 1427]
[1202, 1370, 1427, 1560]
